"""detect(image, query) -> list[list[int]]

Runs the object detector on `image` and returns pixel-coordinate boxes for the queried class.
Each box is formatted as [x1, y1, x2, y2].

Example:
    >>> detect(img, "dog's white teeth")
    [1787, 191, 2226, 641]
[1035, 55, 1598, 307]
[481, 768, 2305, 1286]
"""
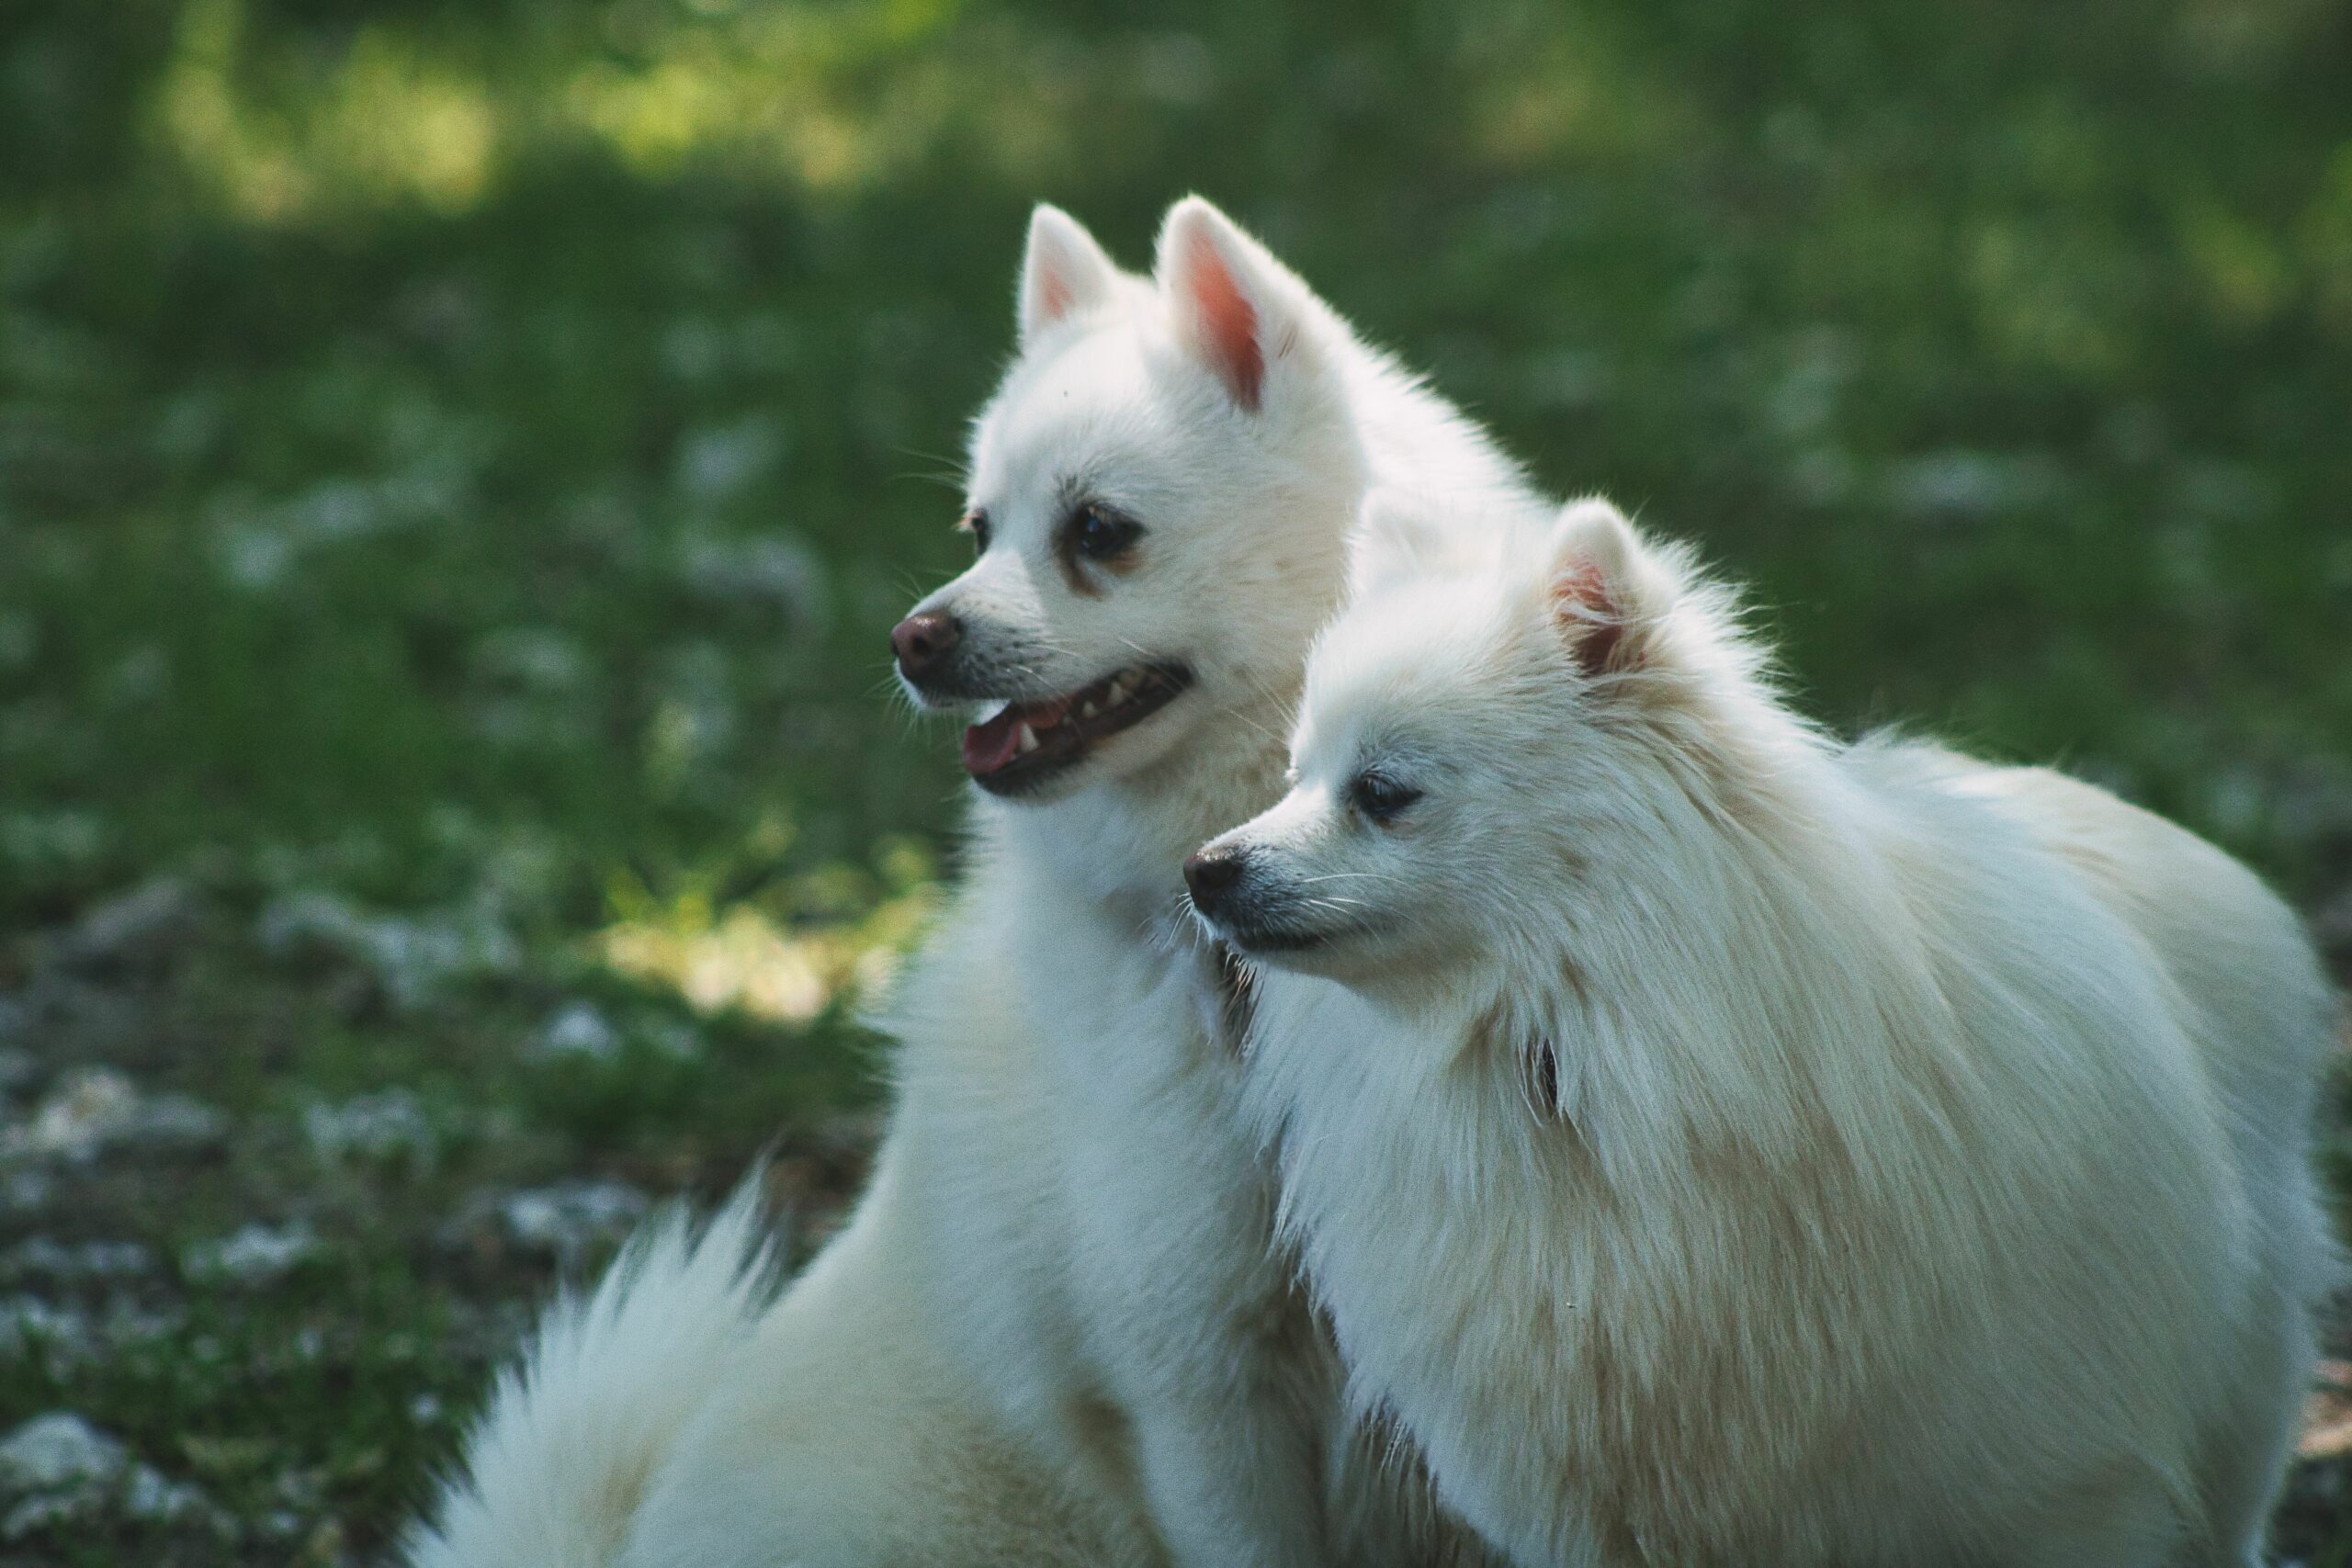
[1080, 700, 1100, 719]
[1106, 674, 1136, 705]
[974, 700, 1010, 724]
[1015, 725, 1039, 754]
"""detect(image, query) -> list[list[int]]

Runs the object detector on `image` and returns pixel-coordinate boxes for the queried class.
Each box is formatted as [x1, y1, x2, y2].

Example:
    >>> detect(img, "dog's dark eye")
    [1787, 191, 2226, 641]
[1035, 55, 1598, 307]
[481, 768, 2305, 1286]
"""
[959, 509, 991, 555]
[1069, 503, 1142, 562]
[1348, 772, 1422, 823]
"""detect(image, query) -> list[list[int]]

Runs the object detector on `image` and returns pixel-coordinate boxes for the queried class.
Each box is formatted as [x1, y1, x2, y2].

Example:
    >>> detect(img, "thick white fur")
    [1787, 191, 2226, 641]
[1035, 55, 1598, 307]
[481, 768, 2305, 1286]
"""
[405, 1186, 780, 1568]
[413, 200, 1532, 1566]
[1207, 496, 2338, 1568]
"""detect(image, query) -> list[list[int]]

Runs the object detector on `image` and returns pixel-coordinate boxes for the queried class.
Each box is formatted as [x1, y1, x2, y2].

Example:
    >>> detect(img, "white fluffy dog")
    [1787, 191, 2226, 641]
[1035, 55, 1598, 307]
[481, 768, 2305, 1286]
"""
[409, 202, 1532, 1566]
[1192, 491, 2337, 1567]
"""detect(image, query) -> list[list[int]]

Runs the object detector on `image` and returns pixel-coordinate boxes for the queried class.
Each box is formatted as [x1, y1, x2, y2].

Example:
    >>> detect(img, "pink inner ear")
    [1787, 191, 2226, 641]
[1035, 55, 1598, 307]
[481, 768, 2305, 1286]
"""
[1182, 229, 1264, 412]
[1555, 561, 1628, 677]
[1032, 271, 1072, 326]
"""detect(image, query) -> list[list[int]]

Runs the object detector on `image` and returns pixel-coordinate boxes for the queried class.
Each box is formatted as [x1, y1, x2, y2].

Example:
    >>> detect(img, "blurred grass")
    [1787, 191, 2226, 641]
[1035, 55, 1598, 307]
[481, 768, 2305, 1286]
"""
[0, 0, 2348, 1561]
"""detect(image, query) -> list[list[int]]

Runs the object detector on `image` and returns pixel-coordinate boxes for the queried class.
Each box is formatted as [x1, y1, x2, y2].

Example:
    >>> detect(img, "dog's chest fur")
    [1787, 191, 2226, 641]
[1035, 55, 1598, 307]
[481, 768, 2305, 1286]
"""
[897, 843, 1472, 1564]
[1030, 895, 1301, 1375]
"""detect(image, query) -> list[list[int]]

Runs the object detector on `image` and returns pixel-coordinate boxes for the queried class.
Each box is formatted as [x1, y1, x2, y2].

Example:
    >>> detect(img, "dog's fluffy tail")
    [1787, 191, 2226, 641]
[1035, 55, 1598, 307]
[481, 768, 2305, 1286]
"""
[404, 1179, 782, 1568]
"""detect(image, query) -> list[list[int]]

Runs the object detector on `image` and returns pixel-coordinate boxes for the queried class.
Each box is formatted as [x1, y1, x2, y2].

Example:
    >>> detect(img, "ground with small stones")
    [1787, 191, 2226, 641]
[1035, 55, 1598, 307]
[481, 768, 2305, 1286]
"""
[0, 877, 879, 1565]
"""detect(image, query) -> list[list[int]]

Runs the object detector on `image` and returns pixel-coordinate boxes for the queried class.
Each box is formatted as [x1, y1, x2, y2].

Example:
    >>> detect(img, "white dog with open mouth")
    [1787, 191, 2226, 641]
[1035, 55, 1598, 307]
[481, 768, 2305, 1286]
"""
[1192, 491, 2337, 1567]
[408, 202, 1532, 1566]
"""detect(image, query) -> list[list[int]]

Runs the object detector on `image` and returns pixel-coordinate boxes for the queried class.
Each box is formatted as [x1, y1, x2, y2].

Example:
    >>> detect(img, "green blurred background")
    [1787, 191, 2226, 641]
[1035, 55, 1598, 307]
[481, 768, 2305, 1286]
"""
[2, 0, 2348, 1562]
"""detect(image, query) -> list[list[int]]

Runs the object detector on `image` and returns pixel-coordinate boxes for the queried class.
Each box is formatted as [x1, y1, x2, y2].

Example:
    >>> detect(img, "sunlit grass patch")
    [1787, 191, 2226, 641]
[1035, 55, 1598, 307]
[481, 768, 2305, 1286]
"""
[594, 834, 937, 1025]
[147, 0, 1080, 223]
[158, 0, 495, 221]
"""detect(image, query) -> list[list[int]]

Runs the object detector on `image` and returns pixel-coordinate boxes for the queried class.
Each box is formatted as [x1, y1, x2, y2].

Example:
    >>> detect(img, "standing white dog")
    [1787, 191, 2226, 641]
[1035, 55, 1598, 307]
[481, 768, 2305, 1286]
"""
[409, 202, 1532, 1566]
[1192, 491, 2337, 1568]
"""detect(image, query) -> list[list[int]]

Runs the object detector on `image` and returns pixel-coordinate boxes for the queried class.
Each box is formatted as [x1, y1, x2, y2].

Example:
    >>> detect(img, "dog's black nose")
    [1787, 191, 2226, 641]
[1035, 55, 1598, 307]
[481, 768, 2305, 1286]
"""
[891, 612, 960, 683]
[1183, 846, 1247, 912]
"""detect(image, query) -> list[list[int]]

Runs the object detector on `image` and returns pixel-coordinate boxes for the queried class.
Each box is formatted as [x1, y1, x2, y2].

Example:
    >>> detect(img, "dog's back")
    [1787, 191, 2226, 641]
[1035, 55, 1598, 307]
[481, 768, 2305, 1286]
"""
[1960, 761, 2339, 1559]
[1962, 764, 2335, 1166]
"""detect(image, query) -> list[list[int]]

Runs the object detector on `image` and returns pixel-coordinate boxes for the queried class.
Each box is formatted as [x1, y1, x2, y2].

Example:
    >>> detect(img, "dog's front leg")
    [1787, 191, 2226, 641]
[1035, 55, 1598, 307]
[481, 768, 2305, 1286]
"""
[1130, 1390, 1328, 1568]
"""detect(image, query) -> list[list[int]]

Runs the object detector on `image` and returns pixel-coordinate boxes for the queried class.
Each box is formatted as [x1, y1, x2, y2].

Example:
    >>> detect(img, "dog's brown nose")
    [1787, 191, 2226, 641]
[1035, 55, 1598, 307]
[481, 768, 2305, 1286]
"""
[1183, 847, 1247, 912]
[891, 612, 960, 683]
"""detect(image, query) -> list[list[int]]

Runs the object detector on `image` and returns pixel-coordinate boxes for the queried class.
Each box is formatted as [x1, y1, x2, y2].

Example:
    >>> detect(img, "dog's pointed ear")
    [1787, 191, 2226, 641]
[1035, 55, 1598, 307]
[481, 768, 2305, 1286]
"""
[1019, 205, 1119, 346]
[1544, 499, 1664, 678]
[1346, 488, 1453, 604]
[1155, 197, 1312, 413]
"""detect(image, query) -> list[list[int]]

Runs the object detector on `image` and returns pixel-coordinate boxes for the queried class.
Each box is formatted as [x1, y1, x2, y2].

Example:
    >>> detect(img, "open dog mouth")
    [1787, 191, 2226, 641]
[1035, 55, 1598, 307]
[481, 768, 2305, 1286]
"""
[960, 662, 1193, 793]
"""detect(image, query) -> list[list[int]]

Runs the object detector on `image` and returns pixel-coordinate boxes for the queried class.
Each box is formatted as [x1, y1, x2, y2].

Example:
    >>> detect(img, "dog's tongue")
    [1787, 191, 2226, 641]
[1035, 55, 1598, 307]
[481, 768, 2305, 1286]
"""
[962, 707, 1023, 776]
[959, 695, 1078, 777]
